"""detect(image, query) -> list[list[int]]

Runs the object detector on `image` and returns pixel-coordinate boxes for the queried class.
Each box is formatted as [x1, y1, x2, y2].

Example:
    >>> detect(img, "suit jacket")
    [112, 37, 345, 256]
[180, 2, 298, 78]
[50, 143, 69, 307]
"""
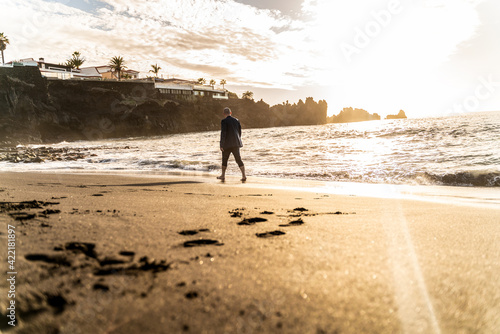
[220, 116, 243, 149]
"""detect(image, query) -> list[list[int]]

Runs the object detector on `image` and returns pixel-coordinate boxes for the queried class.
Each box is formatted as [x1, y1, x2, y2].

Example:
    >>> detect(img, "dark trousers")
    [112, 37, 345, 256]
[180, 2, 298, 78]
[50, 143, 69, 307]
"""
[222, 147, 244, 167]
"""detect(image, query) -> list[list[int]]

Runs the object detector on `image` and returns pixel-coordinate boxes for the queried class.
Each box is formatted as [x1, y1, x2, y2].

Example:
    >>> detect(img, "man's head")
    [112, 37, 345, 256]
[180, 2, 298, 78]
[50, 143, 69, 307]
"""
[223, 107, 232, 116]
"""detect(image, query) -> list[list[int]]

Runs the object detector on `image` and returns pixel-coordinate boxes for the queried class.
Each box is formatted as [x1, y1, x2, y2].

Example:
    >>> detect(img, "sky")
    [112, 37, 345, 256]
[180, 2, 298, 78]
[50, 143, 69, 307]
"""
[1, 0, 499, 117]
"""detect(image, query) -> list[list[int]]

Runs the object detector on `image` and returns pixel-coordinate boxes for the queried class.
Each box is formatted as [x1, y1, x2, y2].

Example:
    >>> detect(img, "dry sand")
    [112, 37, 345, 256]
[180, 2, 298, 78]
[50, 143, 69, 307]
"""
[0, 171, 499, 334]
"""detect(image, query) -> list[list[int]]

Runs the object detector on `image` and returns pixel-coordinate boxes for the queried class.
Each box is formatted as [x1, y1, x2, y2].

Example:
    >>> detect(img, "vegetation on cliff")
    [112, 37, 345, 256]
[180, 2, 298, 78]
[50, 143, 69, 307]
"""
[149, 64, 161, 78]
[0, 33, 9, 65]
[108, 56, 126, 81]
[65, 51, 86, 69]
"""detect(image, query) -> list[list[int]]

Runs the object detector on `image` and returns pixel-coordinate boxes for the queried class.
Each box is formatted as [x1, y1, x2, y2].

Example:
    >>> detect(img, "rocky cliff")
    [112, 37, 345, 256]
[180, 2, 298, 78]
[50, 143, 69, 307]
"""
[0, 67, 327, 146]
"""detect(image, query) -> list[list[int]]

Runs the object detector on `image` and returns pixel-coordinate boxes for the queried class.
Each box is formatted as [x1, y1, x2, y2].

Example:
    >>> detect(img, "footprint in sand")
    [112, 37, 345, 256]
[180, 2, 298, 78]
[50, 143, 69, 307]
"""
[293, 207, 308, 212]
[256, 230, 286, 238]
[183, 239, 224, 247]
[93, 283, 110, 292]
[24, 253, 72, 266]
[27, 242, 172, 276]
[0, 200, 59, 211]
[94, 257, 172, 276]
[185, 291, 199, 299]
[229, 208, 245, 217]
[119, 251, 135, 257]
[45, 293, 68, 314]
[9, 212, 36, 220]
[60, 242, 98, 258]
[238, 217, 268, 226]
[279, 218, 305, 227]
[178, 229, 210, 236]
[39, 209, 61, 216]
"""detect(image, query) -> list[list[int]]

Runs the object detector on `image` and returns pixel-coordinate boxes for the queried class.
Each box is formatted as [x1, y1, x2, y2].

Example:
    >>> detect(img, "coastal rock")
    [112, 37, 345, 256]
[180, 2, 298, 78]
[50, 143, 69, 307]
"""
[0, 146, 87, 163]
[327, 107, 381, 123]
[0, 67, 328, 146]
[385, 110, 407, 119]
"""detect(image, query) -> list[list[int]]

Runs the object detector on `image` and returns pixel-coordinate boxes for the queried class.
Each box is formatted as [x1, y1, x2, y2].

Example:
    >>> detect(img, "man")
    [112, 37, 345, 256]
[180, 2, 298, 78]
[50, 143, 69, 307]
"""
[218, 107, 246, 182]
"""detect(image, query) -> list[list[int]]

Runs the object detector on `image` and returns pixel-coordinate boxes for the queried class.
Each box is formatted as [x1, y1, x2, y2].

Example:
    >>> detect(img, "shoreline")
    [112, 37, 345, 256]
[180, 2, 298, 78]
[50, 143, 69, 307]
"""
[1, 172, 499, 333]
[2, 169, 500, 209]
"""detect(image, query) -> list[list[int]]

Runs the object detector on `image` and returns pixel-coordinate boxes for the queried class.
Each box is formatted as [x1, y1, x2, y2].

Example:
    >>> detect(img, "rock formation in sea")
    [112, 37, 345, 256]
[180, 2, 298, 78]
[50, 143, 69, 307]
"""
[385, 110, 407, 119]
[327, 107, 381, 123]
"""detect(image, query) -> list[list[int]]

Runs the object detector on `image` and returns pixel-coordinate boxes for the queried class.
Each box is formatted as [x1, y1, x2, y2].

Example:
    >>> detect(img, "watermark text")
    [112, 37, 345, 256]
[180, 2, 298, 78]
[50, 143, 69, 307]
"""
[6, 224, 17, 327]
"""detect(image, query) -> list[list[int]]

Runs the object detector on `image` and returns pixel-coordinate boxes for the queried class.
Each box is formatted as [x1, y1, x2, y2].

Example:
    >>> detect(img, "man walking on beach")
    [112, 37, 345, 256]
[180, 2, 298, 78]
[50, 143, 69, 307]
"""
[218, 107, 246, 182]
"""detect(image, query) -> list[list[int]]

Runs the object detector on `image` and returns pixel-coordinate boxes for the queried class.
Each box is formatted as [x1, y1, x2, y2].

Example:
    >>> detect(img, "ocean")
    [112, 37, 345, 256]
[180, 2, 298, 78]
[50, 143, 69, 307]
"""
[2, 111, 499, 189]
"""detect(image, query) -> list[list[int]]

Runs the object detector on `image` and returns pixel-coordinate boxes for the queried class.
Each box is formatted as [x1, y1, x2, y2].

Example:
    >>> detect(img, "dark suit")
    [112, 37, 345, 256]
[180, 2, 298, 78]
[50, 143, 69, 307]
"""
[220, 116, 244, 167]
[220, 116, 243, 149]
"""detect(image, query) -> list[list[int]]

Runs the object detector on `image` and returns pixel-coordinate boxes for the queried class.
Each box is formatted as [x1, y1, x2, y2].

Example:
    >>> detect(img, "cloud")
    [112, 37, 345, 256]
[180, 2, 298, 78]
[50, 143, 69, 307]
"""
[1, 0, 498, 114]
[295, 0, 492, 115]
[1, 0, 296, 79]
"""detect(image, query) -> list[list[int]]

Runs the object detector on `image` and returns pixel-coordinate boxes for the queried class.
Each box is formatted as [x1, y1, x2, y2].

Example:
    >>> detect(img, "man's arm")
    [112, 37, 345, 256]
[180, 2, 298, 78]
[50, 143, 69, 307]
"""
[220, 119, 227, 151]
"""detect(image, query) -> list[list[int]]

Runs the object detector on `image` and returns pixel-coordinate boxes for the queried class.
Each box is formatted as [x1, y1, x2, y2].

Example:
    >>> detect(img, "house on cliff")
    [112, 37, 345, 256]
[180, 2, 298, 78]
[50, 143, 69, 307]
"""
[155, 78, 228, 100]
[6, 58, 140, 80]
[7, 58, 81, 79]
[3, 58, 227, 101]
[76, 66, 102, 79]
[87, 65, 140, 80]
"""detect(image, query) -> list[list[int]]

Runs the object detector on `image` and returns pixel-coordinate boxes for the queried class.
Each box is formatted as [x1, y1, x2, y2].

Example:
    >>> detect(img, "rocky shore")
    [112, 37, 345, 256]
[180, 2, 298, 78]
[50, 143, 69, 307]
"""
[0, 146, 89, 164]
[0, 145, 138, 164]
[0, 67, 327, 146]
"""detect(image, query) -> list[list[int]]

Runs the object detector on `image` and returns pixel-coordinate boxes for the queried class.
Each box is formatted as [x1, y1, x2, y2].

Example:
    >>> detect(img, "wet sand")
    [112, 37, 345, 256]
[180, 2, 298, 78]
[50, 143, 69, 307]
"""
[0, 171, 499, 333]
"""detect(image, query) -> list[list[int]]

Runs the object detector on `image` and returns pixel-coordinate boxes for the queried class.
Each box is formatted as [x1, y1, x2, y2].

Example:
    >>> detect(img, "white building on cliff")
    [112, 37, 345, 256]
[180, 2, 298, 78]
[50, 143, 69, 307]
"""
[155, 78, 228, 99]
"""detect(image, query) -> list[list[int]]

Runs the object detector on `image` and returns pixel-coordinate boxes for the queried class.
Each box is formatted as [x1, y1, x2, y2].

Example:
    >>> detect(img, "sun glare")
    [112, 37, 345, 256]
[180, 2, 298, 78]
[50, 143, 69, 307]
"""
[311, 0, 485, 118]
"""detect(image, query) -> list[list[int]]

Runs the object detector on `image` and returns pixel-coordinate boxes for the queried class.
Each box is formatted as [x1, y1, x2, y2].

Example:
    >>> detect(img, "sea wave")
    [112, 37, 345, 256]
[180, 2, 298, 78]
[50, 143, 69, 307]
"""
[162, 160, 219, 172]
[422, 171, 500, 187]
[1, 111, 499, 188]
[254, 170, 500, 187]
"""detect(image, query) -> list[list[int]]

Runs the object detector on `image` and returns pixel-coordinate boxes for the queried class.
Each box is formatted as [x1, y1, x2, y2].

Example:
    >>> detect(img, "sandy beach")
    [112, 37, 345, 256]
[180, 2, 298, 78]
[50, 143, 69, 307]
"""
[1, 171, 499, 333]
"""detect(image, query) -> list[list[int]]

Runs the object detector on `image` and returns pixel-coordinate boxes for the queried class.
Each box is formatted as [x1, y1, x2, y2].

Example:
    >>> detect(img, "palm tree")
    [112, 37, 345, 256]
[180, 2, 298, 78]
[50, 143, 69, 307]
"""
[66, 51, 85, 69]
[197, 78, 206, 85]
[0, 33, 10, 64]
[242, 91, 254, 100]
[149, 63, 161, 78]
[109, 56, 126, 80]
[220, 79, 226, 89]
[209, 79, 216, 89]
